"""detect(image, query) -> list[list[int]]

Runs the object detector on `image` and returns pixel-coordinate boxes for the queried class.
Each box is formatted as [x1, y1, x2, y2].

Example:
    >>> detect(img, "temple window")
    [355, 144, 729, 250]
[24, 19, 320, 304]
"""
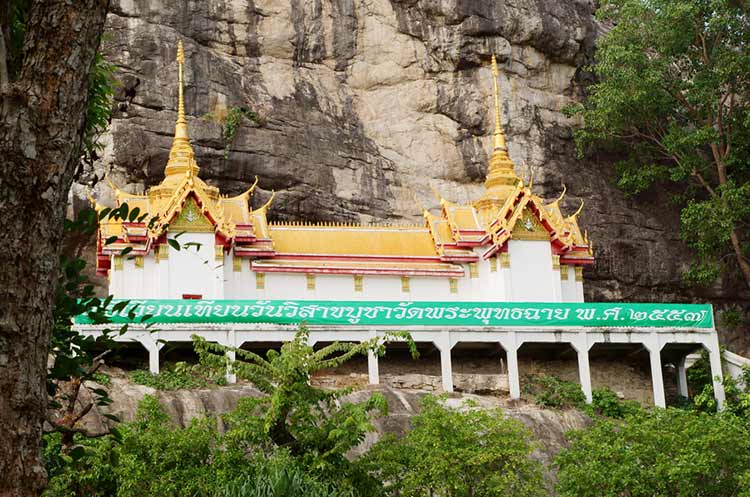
[306, 274, 316, 290]
[490, 257, 497, 272]
[449, 278, 458, 294]
[469, 263, 478, 278]
[354, 274, 363, 292]
[113, 255, 123, 271]
[232, 257, 242, 272]
[401, 276, 410, 292]
[256, 272, 265, 290]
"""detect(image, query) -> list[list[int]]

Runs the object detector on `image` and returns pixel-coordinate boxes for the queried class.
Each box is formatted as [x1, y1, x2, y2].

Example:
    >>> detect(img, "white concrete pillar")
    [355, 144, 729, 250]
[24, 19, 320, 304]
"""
[573, 335, 593, 403]
[645, 337, 666, 408]
[676, 355, 689, 399]
[219, 331, 237, 384]
[368, 350, 379, 385]
[137, 333, 162, 375]
[500, 333, 521, 400]
[226, 349, 237, 384]
[367, 330, 380, 385]
[707, 344, 726, 411]
[435, 332, 453, 393]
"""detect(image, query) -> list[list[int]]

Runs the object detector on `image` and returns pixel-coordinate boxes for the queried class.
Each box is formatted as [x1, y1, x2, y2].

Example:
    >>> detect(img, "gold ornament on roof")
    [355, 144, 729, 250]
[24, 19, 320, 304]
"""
[164, 39, 200, 181]
[474, 54, 522, 215]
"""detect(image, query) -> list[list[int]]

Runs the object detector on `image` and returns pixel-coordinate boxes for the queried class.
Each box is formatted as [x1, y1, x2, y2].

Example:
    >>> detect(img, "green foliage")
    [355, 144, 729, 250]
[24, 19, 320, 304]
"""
[589, 388, 642, 419]
[216, 452, 353, 497]
[522, 374, 586, 409]
[43, 432, 118, 497]
[83, 51, 117, 163]
[91, 372, 111, 386]
[44, 395, 249, 497]
[556, 408, 750, 497]
[569, 0, 750, 286]
[129, 361, 223, 391]
[6, 0, 31, 80]
[196, 325, 415, 494]
[204, 106, 261, 158]
[363, 395, 545, 497]
[48, 204, 160, 451]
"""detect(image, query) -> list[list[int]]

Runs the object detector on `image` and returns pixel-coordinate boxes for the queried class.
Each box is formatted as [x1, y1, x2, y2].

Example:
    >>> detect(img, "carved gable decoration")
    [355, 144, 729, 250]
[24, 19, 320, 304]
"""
[170, 197, 214, 233]
[511, 208, 549, 241]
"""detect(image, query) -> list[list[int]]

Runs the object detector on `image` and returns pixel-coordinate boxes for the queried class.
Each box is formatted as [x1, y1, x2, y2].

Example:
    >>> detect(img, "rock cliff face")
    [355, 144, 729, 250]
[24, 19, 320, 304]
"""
[72, 0, 748, 345]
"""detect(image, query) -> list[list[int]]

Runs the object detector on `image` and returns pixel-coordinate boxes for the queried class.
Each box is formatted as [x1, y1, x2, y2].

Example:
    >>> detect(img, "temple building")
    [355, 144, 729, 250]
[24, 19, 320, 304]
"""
[80, 41, 725, 410]
[93, 44, 592, 304]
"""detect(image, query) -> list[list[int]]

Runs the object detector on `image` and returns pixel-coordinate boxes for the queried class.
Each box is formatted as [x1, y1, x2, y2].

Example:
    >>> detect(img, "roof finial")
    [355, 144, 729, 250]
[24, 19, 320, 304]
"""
[491, 55, 507, 152]
[474, 54, 520, 214]
[164, 39, 198, 180]
[176, 40, 186, 128]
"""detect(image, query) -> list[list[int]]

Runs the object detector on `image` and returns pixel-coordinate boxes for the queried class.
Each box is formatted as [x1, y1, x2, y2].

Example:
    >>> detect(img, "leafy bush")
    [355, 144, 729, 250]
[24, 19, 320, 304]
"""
[44, 395, 250, 497]
[522, 374, 586, 409]
[588, 388, 641, 419]
[556, 409, 750, 497]
[216, 452, 351, 497]
[129, 361, 222, 390]
[363, 395, 545, 497]
[90, 371, 111, 386]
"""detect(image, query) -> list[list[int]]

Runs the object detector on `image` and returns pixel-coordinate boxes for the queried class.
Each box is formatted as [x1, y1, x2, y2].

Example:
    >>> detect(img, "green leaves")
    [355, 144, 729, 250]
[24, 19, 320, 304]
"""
[573, 0, 750, 287]
[556, 408, 750, 497]
[82, 52, 116, 163]
[363, 395, 545, 497]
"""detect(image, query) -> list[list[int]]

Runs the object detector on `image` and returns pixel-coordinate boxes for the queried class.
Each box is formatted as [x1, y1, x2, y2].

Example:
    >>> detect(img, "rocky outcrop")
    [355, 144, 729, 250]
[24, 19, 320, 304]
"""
[70, 0, 748, 346]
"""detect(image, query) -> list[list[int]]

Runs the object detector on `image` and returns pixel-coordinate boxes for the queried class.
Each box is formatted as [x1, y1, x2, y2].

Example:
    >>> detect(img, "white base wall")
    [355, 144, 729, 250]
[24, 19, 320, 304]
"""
[110, 234, 583, 303]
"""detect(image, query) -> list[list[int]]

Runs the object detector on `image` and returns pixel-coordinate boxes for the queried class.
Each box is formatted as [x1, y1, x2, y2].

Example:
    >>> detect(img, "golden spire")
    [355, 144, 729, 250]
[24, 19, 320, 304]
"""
[491, 55, 507, 153]
[164, 39, 199, 180]
[474, 54, 521, 215]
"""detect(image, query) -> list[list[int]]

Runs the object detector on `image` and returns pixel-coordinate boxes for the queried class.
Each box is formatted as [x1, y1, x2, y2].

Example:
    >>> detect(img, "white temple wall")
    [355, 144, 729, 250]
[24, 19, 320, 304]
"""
[166, 232, 217, 299]
[561, 265, 577, 302]
[507, 240, 558, 302]
[112, 246, 585, 303]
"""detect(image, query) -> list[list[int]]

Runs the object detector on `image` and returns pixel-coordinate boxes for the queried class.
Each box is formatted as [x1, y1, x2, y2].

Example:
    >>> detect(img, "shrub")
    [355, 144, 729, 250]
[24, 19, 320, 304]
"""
[556, 408, 750, 497]
[129, 361, 222, 390]
[522, 374, 586, 409]
[363, 395, 545, 497]
[588, 388, 642, 419]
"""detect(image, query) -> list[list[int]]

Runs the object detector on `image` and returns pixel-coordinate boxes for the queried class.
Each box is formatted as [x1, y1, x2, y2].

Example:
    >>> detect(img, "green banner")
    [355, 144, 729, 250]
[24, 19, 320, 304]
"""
[75, 299, 714, 330]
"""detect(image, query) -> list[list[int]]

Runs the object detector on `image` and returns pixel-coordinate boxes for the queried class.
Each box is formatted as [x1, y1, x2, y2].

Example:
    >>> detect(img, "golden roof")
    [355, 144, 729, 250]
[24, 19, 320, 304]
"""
[268, 224, 441, 258]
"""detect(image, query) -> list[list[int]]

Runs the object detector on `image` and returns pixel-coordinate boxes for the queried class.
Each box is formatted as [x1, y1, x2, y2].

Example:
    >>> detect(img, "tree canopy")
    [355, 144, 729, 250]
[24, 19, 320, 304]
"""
[568, 0, 750, 288]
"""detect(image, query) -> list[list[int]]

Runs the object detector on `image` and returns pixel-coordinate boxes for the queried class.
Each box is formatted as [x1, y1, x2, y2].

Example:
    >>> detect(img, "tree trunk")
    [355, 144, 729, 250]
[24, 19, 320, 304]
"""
[0, 1, 109, 495]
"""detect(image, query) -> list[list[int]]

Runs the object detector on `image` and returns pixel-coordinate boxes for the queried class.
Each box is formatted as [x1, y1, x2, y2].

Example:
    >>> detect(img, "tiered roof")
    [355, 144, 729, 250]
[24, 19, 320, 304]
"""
[95, 44, 592, 277]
